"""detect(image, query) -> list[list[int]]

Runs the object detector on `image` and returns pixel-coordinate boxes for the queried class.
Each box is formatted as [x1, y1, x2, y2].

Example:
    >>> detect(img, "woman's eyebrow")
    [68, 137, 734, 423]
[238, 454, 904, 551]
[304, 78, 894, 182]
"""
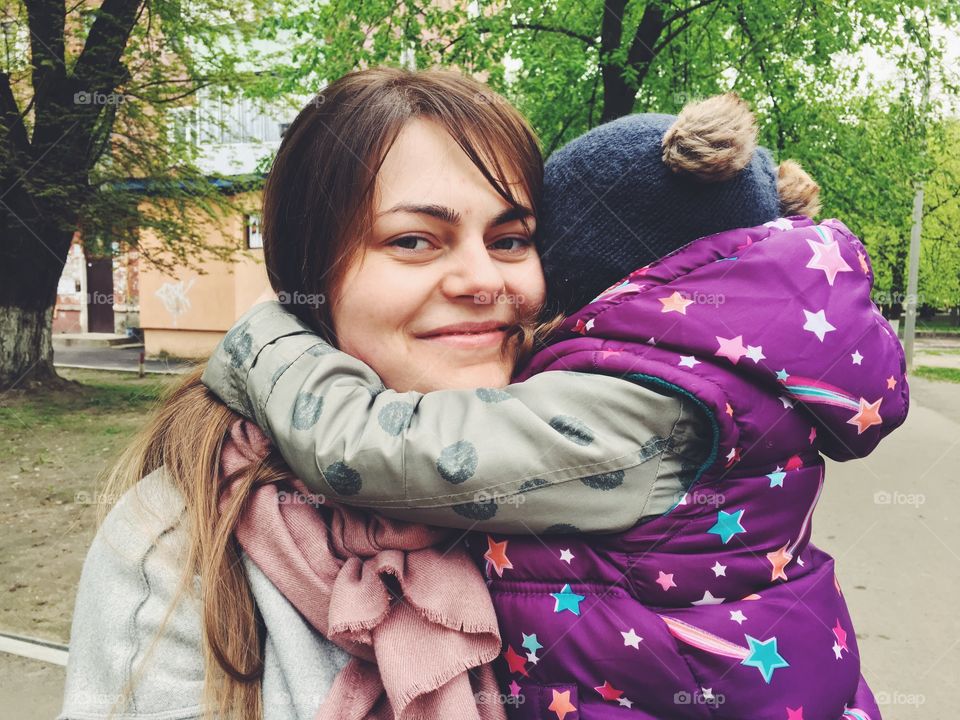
[378, 203, 534, 229]
[379, 203, 462, 224]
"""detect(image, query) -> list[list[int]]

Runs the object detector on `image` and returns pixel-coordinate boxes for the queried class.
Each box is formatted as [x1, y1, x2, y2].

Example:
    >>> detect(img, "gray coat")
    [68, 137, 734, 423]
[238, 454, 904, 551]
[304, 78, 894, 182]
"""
[57, 467, 349, 720]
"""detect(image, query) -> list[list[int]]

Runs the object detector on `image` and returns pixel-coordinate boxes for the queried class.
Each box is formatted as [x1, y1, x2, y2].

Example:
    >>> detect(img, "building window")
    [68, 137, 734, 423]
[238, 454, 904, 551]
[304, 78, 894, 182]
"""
[246, 214, 263, 249]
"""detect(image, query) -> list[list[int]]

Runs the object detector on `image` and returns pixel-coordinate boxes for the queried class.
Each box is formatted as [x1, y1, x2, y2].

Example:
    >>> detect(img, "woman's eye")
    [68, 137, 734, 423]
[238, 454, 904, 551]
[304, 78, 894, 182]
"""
[387, 236, 434, 251]
[489, 236, 533, 253]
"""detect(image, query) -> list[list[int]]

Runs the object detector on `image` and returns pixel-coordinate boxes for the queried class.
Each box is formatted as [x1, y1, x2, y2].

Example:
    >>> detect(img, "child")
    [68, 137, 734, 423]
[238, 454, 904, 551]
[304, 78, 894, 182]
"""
[202, 94, 907, 719]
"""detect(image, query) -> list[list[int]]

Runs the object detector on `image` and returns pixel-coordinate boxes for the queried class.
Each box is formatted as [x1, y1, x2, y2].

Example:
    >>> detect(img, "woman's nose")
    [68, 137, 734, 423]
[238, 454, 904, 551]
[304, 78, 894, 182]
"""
[440, 237, 507, 304]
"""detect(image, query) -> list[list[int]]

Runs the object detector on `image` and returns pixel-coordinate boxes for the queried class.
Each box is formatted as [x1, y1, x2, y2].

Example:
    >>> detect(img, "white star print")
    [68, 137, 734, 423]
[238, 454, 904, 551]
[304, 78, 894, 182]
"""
[833, 642, 844, 659]
[678, 355, 701, 368]
[559, 549, 574, 564]
[730, 610, 747, 625]
[802, 309, 836, 342]
[621, 628, 643, 649]
[711, 561, 727, 577]
[692, 590, 725, 606]
[618, 697, 633, 708]
[745, 345, 766, 363]
[851, 350, 863, 365]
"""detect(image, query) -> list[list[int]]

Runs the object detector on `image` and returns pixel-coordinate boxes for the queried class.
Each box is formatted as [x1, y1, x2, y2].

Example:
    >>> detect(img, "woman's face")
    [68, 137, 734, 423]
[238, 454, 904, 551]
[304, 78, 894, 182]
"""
[331, 118, 546, 393]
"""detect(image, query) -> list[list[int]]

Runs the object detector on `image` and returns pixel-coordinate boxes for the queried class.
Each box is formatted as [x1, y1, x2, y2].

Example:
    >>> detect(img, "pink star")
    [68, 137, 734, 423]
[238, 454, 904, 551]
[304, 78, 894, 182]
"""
[808, 427, 817, 444]
[847, 397, 883, 434]
[806, 238, 853, 286]
[509, 680, 522, 697]
[786, 707, 804, 720]
[655, 571, 676, 591]
[715, 335, 748, 364]
[832, 619, 848, 651]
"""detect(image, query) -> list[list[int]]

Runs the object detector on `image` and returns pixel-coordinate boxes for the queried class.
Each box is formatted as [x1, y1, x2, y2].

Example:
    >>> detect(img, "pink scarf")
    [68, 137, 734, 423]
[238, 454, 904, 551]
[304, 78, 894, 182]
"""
[219, 419, 507, 720]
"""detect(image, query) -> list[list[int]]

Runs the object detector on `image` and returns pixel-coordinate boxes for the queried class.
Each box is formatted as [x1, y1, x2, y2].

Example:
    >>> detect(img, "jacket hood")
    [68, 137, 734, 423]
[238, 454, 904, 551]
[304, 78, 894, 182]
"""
[519, 216, 909, 463]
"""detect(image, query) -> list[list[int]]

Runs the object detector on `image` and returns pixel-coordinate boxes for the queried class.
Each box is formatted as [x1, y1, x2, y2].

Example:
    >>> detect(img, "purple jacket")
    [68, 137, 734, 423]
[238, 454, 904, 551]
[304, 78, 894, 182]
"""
[479, 216, 909, 720]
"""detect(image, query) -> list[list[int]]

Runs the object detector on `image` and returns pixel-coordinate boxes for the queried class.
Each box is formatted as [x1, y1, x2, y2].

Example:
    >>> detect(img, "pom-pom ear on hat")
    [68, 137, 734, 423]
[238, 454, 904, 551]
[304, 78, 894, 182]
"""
[777, 159, 821, 218]
[661, 93, 758, 182]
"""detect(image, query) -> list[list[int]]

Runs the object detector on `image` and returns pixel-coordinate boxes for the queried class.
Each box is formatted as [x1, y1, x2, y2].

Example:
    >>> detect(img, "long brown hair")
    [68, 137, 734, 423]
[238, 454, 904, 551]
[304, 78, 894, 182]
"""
[100, 67, 561, 720]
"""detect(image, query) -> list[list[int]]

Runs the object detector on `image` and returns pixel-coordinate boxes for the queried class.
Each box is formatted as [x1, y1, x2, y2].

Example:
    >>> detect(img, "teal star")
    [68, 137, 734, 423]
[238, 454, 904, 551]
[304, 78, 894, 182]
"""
[521, 633, 543, 653]
[550, 584, 585, 615]
[707, 509, 746, 544]
[767, 470, 786, 488]
[776, 369, 789, 382]
[741, 634, 790, 683]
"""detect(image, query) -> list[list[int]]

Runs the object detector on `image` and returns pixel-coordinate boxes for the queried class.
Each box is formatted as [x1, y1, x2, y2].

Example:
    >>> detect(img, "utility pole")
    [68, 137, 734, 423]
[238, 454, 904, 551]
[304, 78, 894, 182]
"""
[902, 14, 933, 373]
[903, 186, 923, 371]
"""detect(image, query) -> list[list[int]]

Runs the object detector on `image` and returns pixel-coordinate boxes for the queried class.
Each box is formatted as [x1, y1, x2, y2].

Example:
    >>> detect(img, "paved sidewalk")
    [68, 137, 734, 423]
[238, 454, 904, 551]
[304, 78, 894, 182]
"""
[4, 376, 957, 718]
[53, 345, 195, 374]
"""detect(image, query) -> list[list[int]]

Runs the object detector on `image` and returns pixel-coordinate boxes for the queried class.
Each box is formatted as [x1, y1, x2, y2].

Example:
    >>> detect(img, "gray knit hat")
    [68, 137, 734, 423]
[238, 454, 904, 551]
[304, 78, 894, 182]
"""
[538, 94, 795, 315]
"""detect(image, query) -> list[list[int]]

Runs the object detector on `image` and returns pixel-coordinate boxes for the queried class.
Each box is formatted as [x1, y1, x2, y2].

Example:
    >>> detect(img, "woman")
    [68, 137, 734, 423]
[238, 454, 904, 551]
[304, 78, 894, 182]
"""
[58, 68, 701, 720]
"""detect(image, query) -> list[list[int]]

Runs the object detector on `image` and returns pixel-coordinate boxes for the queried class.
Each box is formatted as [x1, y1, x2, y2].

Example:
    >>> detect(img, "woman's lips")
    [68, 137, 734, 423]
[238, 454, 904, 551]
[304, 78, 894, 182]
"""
[418, 329, 507, 348]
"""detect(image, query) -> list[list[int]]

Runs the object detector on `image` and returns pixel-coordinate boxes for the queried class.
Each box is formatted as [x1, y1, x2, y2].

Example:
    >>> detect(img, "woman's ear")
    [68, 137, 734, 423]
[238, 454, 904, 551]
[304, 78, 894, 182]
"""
[661, 93, 758, 182]
[777, 159, 821, 218]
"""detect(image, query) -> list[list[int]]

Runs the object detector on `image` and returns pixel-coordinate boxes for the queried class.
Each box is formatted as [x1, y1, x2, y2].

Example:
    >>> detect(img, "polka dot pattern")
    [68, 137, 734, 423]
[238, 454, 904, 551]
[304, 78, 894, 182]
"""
[544, 523, 581, 534]
[580, 469, 625, 490]
[378, 401, 415, 436]
[451, 499, 498, 520]
[323, 461, 362, 495]
[518, 478, 548, 492]
[475, 387, 512, 403]
[306, 342, 337, 356]
[436, 440, 479, 485]
[292, 392, 324, 430]
[549, 415, 595, 446]
[224, 322, 253, 368]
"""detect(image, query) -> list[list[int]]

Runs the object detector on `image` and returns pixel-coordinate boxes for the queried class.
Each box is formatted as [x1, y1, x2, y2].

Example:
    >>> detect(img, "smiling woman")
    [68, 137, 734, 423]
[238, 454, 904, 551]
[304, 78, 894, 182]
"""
[59, 67, 708, 720]
[333, 117, 546, 392]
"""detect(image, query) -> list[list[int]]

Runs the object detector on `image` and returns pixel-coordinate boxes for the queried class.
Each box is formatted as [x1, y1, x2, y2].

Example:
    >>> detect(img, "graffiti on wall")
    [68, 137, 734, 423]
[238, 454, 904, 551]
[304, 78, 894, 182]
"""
[154, 278, 196, 326]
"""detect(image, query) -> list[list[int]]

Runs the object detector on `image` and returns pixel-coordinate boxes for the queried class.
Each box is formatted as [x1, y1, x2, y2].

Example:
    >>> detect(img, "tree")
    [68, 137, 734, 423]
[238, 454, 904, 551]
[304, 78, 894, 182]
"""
[0, 0, 276, 387]
[266, 0, 957, 289]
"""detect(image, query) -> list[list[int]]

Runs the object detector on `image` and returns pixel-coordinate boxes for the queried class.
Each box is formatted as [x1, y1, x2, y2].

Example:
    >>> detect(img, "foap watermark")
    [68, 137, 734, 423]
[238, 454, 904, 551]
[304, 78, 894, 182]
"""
[473, 92, 510, 106]
[74, 90, 128, 106]
[473, 490, 526, 507]
[277, 290, 326, 309]
[75, 490, 121, 506]
[473, 291, 527, 305]
[871, 290, 926, 307]
[875, 690, 926, 708]
[671, 91, 708, 106]
[276, 489, 326, 507]
[674, 490, 725, 508]
[873, 490, 925, 508]
[673, 689, 725, 707]
[474, 690, 525, 707]
[683, 290, 725, 308]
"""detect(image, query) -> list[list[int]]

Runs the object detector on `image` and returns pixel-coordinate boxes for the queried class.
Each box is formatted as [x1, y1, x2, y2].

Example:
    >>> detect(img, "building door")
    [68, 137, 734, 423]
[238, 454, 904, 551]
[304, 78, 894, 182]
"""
[86, 257, 115, 333]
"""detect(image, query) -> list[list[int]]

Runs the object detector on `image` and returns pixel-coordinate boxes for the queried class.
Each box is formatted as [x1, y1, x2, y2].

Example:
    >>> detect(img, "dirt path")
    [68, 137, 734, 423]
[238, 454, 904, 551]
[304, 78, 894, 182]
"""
[0, 369, 176, 643]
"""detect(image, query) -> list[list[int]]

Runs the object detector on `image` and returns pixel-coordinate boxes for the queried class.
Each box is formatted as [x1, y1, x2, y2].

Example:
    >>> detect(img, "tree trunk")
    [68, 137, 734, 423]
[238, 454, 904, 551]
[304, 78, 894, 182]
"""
[0, 304, 58, 388]
[0, 199, 78, 389]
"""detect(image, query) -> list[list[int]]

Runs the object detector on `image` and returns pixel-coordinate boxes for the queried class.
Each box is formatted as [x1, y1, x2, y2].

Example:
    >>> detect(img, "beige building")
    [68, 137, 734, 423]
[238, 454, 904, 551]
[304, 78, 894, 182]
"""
[139, 190, 272, 358]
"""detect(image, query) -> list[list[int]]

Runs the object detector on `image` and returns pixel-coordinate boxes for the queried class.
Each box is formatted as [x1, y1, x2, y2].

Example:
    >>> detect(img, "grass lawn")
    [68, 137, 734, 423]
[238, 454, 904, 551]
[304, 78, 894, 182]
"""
[913, 366, 960, 384]
[915, 317, 960, 334]
[0, 369, 179, 642]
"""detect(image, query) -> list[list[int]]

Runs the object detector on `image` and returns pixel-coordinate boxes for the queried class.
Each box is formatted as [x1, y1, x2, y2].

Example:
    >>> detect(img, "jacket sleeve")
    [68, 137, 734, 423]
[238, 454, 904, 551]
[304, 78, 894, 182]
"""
[200, 302, 710, 534]
[57, 470, 205, 720]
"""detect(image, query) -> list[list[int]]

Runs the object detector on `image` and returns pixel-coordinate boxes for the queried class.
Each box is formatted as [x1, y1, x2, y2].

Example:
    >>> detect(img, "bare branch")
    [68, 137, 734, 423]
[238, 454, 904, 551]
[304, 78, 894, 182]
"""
[512, 22, 596, 46]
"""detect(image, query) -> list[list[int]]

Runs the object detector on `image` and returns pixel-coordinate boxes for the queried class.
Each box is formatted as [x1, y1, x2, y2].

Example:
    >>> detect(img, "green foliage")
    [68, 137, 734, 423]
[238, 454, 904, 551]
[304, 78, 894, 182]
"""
[253, 0, 958, 310]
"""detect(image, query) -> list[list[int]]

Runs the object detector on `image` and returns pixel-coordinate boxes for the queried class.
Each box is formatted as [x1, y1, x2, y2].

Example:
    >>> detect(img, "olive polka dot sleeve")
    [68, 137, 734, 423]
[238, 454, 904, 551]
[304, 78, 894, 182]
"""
[201, 301, 700, 533]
